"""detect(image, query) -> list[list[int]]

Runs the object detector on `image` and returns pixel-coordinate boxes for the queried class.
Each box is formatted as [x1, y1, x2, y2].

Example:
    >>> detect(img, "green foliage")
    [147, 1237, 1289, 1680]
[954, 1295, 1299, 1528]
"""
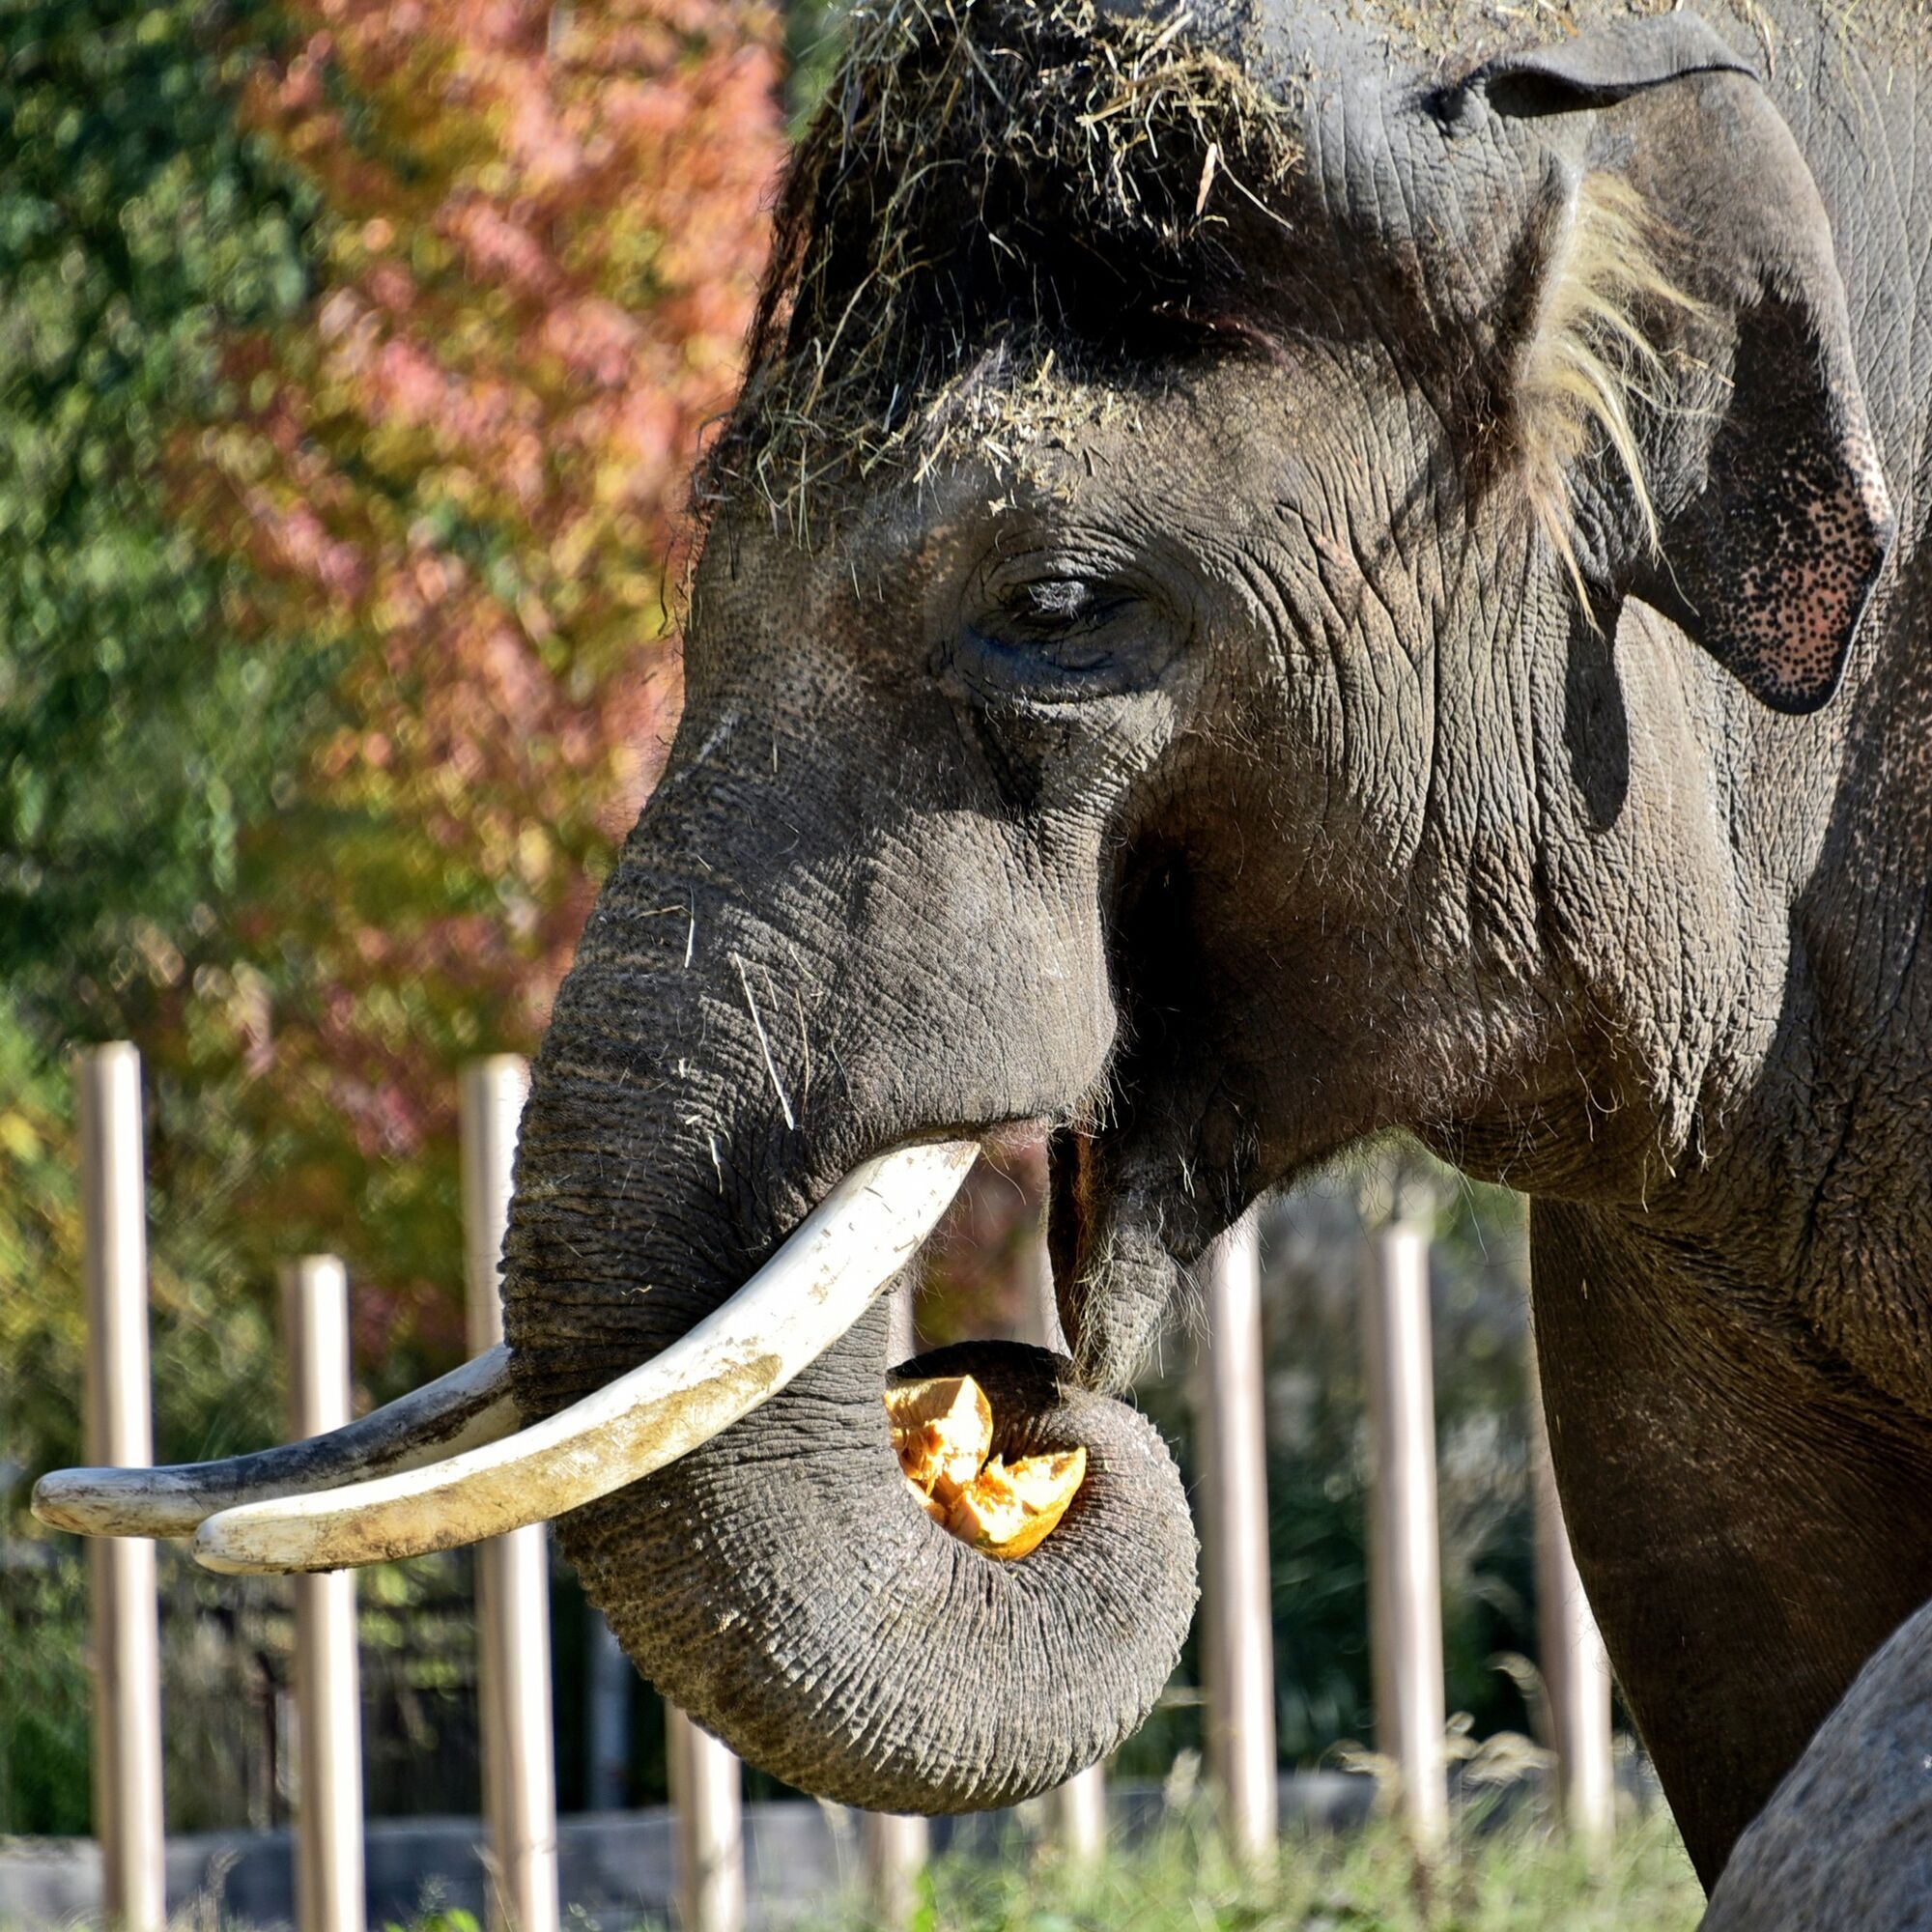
[386, 1913, 481, 1932]
[0, 0, 334, 1504]
[0, 1550, 91, 1834]
[0, 0, 329, 1019]
[784, 0, 850, 126]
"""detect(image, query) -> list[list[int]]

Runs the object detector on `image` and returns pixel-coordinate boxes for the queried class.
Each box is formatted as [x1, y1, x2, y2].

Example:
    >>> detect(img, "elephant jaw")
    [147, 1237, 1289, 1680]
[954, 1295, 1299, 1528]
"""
[1048, 1117, 1224, 1396]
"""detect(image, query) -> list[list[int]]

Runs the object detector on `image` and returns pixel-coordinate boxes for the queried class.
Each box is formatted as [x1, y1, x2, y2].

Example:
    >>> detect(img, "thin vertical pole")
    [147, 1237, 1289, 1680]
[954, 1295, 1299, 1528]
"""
[1530, 1363, 1615, 1854]
[1363, 1224, 1447, 1853]
[1047, 1763, 1107, 1865]
[1196, 1211, 1278, 1863]
[76, 1043, 167, 1932]
[859, 1812, 927, 1927]
[860, 1288, 931, 1918]
[461, 1057, 558, 1932]
[668, 1706, 745, 1932]
[285, 1257, 366, 1932]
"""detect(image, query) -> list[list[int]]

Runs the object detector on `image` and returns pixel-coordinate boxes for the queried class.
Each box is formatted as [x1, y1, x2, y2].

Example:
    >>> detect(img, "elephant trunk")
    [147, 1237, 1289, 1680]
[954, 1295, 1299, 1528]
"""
[497, 750, 1197, 1809]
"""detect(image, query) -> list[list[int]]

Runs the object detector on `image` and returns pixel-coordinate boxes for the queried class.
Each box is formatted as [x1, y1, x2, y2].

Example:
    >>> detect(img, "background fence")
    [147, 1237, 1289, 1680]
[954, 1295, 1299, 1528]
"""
[5, 1041, 1617, 1932]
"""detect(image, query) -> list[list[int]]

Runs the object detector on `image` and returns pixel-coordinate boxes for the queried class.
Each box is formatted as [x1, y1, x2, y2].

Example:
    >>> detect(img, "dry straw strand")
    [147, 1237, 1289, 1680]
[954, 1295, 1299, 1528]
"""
[706, 0, 1303, 539]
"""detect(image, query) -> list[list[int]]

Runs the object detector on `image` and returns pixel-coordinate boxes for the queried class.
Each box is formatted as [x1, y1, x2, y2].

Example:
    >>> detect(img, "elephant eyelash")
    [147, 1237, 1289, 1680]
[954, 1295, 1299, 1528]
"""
[1012, 579, 1098, 620]
[999, 578, 1137, 637]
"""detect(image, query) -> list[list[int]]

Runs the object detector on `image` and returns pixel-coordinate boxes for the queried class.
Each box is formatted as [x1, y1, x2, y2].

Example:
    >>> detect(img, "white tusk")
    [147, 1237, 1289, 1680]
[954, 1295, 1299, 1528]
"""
[31, 1347, 521, 1539]
[191, 1139, 979, 1575]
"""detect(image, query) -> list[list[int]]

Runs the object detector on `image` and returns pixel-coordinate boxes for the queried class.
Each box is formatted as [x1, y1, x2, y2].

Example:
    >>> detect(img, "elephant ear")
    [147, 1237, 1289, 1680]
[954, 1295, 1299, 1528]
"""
[1442, 18, 1895, 715]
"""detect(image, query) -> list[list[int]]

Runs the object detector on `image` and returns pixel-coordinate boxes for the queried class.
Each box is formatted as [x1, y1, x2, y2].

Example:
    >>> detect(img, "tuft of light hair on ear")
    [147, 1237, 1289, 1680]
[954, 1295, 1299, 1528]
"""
[1518, 171, 1703, 612]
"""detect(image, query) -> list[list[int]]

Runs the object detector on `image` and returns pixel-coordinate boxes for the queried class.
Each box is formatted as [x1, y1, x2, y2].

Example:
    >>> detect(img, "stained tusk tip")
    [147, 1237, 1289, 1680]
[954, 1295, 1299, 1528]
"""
[28, 1472, 87, 1534]
[29, 1468, 173, 1539]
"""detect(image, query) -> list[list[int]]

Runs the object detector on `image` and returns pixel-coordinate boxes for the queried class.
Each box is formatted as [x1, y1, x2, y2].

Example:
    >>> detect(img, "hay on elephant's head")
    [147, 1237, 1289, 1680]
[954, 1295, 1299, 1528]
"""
[705, 0, 1303, 540]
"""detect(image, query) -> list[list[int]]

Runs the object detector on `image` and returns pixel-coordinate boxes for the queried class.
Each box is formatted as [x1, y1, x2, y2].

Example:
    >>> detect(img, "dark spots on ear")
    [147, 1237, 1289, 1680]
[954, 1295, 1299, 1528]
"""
[1650, 296, 1894, 716]
[1702, 392, 1890, 713]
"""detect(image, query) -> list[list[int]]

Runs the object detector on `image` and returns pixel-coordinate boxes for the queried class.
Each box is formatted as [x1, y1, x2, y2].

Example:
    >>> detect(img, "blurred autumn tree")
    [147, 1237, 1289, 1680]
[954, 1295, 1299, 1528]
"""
[195, 0, 783, 1376]
[1, 0, 784, 1493]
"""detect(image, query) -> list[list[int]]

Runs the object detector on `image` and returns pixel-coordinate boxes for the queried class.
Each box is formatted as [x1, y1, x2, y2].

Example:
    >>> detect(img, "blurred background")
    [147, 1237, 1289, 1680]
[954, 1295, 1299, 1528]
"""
[0, 3, 1690, 1922]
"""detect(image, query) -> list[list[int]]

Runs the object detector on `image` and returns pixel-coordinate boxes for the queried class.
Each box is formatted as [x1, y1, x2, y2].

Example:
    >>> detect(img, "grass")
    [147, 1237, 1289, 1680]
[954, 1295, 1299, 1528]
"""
[0, 1807, 1704, 1932]
[800, 1805, 1705, 1932]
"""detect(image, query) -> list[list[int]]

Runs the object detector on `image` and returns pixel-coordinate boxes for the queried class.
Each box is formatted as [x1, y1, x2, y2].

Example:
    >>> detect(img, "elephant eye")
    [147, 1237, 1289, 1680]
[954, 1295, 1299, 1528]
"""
[953, 567, 1178, 702]
[975, 580, 1136, 679]
[945, 534, 1186, 706]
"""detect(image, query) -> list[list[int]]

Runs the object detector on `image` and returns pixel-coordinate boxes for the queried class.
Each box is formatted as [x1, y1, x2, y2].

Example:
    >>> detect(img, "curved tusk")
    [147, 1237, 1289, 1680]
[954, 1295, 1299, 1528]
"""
[32, 1348, 521, 1540]
[192, 1139, 980, 1575]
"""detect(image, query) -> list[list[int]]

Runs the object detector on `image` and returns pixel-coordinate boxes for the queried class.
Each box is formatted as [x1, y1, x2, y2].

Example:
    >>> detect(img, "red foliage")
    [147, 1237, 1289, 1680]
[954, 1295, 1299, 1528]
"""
[174, 0, 784, 1358]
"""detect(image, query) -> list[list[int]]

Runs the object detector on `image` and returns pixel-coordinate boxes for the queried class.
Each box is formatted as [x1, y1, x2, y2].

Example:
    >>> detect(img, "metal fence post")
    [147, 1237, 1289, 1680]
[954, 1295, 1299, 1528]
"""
[668, 1705, 745, 1932]
[285, 1257, 367, 1932]
[1530, 1362, 1615, 1854]
[1196, 1210, 1278, 1863]
[460, 1057, 558, 1932]
[76, 1043, 167, 1932]
[1363, 1223, 1447, 1854]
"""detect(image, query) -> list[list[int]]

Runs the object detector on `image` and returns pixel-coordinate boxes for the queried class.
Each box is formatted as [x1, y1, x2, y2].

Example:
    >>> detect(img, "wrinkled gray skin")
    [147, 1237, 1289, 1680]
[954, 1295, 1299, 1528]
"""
[496, 0, 1931, 1895]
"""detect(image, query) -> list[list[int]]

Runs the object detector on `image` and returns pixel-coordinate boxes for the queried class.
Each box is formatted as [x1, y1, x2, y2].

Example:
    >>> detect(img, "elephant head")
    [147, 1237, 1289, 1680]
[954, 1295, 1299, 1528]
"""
[39, 0, 1893, 1825]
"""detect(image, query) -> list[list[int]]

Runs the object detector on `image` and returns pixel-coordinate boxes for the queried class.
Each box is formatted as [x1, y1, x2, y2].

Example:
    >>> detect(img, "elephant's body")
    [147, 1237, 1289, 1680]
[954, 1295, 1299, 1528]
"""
[1335, 0, 1932, 1880]
[1247, 5, 1932, 1882]
[491, 0, 1932, 1897]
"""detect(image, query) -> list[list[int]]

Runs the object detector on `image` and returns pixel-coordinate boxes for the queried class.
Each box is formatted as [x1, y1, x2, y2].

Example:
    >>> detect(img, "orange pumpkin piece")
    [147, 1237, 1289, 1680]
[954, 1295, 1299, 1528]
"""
[902, 1473, 949, 1523]
[945, 1447, 1089, 1560]
[886, 1375, 993, 1507]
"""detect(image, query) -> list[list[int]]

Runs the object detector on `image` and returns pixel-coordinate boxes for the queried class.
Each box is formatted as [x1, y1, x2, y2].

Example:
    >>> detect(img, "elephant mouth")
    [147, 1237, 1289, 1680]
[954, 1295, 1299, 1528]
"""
[31, 1138, 983, 1565]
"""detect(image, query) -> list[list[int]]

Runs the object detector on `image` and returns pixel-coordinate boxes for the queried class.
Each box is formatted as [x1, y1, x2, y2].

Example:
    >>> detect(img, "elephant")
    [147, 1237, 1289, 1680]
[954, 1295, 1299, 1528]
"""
[1702, 1594, 1932, 1928]
[34, 0, 1932, 1902]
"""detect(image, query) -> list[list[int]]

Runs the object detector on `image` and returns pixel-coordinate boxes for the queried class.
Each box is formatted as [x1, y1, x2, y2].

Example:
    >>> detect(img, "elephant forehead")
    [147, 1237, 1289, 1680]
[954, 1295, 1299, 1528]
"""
[703, 0, 1305, 540]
